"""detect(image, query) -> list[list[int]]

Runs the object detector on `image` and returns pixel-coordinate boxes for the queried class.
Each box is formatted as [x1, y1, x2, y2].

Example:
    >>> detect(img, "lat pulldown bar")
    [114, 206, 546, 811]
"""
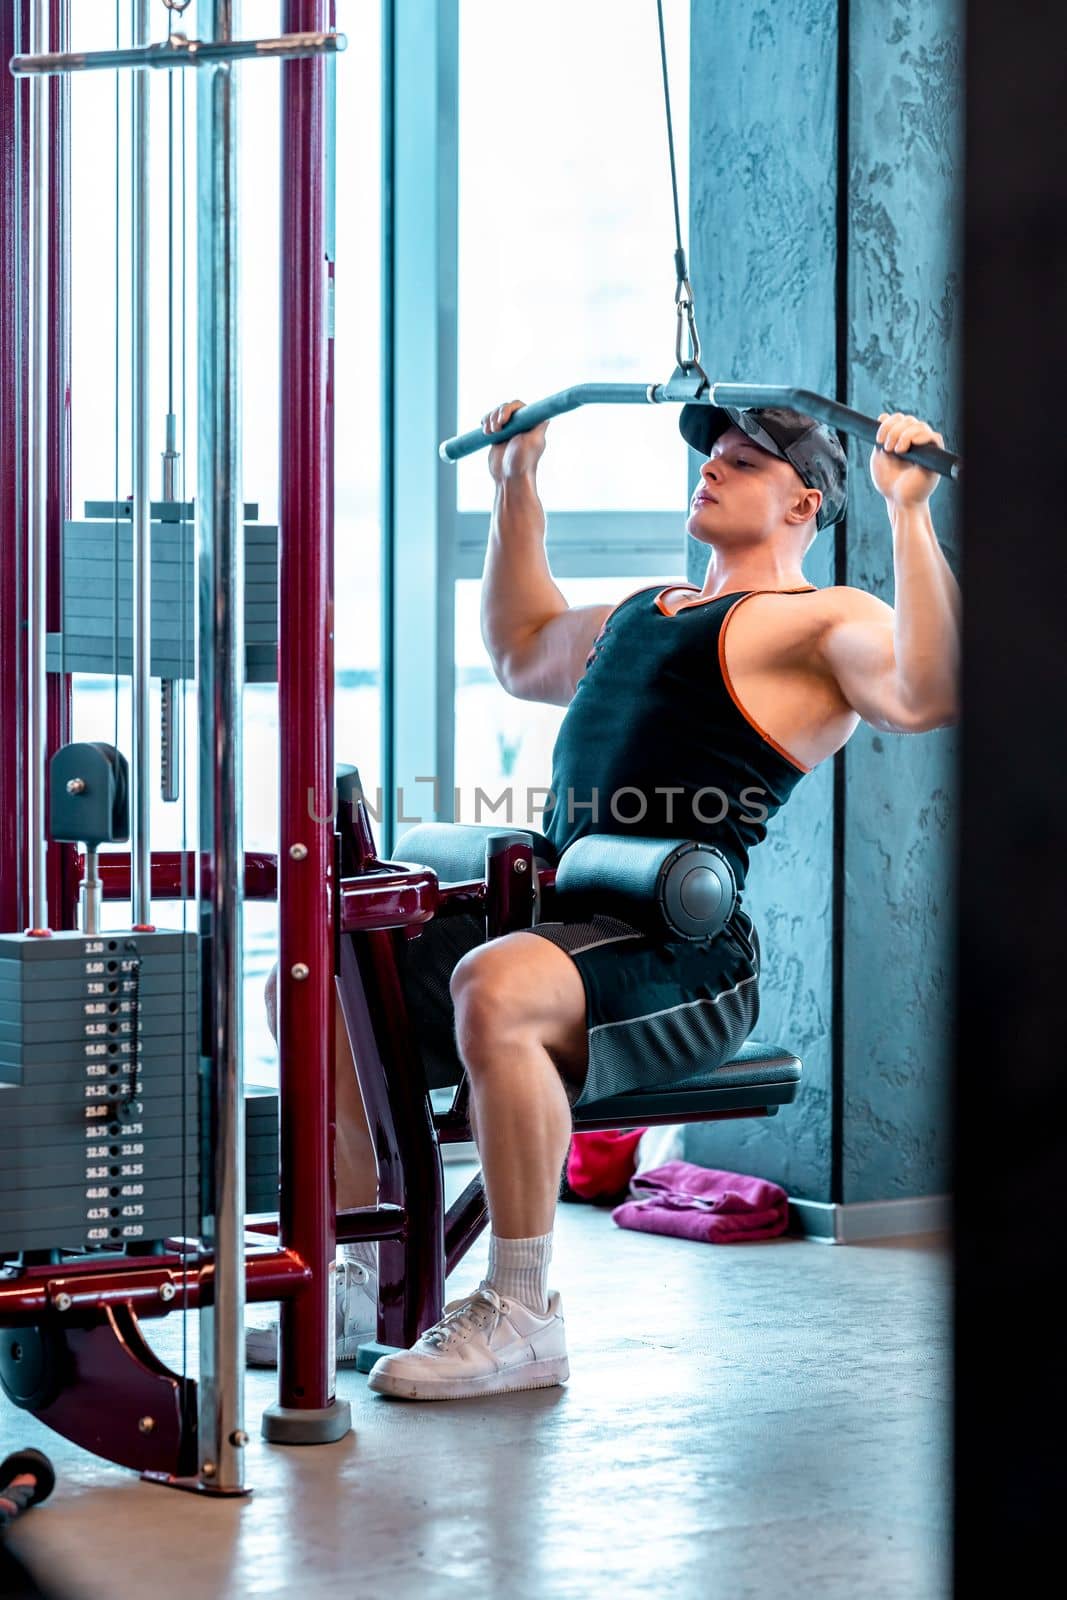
[439, 379, 963, 481]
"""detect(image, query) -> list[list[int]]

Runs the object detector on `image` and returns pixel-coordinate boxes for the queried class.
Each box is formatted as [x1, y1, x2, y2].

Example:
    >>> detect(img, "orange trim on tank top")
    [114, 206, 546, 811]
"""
[717, 589, 818, 773]
[653, 583, 751, 616]
[652, 583, 818, 773]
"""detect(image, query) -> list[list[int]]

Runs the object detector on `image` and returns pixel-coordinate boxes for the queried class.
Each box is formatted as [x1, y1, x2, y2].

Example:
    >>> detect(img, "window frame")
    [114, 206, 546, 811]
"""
[385, 0, 690, 852]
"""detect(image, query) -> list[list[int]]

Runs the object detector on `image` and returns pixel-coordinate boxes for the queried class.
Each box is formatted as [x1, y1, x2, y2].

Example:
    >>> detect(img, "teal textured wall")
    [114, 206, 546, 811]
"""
[685, 0, 961, 1203]
[684, 0, 839, 1201]
[842, 0, 961, 1200]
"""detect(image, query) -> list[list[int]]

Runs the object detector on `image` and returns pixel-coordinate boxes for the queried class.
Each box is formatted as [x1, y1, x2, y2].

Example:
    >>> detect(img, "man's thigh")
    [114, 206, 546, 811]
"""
[451, 930, 590, 1087]
[396, 912, 590, 1091]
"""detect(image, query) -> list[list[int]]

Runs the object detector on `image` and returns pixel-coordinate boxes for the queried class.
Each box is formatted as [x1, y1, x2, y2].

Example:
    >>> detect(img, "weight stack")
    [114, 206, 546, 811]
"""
[43, 503, 279, 684]
[0, 931, 199, 1258]
[245, 1085, 280, 1215]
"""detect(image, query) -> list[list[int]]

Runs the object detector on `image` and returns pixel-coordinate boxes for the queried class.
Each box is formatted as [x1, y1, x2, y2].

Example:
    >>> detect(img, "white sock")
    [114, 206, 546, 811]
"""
[484, 1231, 552, 1315]
[340, 1239, 377, 1274]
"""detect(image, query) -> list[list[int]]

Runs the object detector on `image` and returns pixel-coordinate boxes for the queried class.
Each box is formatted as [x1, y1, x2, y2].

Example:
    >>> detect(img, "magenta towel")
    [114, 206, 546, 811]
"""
[612, 1159, 789, 1243]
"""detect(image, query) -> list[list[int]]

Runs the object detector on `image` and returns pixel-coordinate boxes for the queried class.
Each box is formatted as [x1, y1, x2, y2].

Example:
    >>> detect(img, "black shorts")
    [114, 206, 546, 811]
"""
[395, 906, 761, 1109]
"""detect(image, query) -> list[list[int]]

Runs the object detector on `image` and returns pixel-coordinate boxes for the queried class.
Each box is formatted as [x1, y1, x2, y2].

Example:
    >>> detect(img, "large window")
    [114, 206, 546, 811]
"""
[451, 0, 690, 812]
[333, 0, 384, 805]
[456, 0, 690, 514]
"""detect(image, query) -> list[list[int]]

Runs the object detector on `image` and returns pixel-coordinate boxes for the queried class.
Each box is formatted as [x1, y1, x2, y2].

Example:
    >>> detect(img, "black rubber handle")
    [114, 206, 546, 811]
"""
[0, 1449, 56, 1508]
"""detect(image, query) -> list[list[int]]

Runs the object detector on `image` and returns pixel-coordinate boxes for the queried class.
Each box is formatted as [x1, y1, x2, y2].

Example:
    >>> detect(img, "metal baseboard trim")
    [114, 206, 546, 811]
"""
[789, 1193, 951, 1244]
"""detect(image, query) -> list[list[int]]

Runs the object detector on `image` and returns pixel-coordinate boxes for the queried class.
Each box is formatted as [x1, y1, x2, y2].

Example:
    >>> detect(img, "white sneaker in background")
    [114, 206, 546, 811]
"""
[246, 1251, 377, 1369]
[367, 1285, 568, 1401]
[335, 1254, 377, 1362]
[633, 1123, 685, 1175]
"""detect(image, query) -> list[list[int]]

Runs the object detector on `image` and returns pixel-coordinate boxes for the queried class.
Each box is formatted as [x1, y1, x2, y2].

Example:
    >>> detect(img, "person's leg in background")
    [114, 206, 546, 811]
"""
[246, 967, 379, 1366]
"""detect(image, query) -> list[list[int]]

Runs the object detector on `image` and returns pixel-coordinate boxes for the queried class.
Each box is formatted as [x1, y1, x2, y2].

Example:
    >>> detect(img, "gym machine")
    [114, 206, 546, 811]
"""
[0, 0, 349, 1495]
[0, 0, 806, 1500]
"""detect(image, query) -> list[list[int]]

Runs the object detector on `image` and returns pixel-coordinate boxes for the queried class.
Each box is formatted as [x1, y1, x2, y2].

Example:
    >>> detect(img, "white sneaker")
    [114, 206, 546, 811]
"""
[246, 1255, 377, 1369]
[366, 1285, 568, 1401]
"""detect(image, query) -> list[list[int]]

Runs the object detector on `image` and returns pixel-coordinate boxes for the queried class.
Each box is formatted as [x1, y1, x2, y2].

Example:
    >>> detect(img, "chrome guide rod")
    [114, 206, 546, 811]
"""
[131, 0, 152, 927]
[161, 416, 180, 803]
[26, 0, 50, 931]
[197, 0, 246, 1494]
[10, 30, 346, 76]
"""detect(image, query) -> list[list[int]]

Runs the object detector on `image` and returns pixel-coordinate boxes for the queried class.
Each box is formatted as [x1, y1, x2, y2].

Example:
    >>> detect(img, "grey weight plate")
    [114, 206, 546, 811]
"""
[0, 1155, 196, 1190]
[0, 994, 193, 1024]
[0, 1034, 142, 1062]
[0, 1125, 200, 1159]
[54, 613, 192, 642]
[80, 500, 212, 521]
[0, 1190, 201, 1222]
[82, 500, 192, 519]
[0, 1198, 202, 1232]
[45, 641, 191, 672]
[0, 977, 197, 1008]
[0, 1227, 194, 1256]
[246, 1108, 279, 1129]
[244, 1101, 279, 1121]
[64, 519, 191, 551]
[4, 1054, 198, 1081]
[59, 581, 187, 605]
[62, 575, 136, 599]
[0, 930, 194, 960]
[0, 1130, 198, 1157]
[0, 955, 195, 984]
[3, 995, 195, 1020]
[1, 1189, 202, 1231]
[0, 1096, 199, 1135]
[0, 1012, 197, 1044]
[0, 1172, 200, 1204]
[0, 1059, 195, 1091]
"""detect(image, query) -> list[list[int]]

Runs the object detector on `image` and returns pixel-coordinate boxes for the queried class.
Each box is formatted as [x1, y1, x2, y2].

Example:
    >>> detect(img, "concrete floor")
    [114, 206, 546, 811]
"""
[4, 1169, 951, 1600]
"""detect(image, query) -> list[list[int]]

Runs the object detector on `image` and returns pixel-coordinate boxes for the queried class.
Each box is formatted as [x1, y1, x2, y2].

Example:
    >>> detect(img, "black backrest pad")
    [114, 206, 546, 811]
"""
[393, 822, 556, 883]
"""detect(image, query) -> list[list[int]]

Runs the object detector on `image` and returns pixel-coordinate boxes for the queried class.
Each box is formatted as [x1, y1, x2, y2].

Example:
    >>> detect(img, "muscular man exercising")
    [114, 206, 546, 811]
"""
[250, 399, 961, 1400]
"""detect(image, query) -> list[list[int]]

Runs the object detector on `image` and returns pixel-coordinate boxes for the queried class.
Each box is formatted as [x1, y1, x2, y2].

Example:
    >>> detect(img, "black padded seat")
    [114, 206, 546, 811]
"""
[572, 1038, 801, 1129]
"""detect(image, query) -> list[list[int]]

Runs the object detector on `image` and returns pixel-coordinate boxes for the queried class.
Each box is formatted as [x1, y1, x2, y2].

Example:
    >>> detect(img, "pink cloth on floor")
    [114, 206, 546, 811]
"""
[612, 1159, 789, 1243]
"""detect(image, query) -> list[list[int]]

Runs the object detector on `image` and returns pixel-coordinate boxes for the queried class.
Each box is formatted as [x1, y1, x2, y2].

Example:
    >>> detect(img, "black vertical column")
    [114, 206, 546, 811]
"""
[954, 2, 1067, 1586]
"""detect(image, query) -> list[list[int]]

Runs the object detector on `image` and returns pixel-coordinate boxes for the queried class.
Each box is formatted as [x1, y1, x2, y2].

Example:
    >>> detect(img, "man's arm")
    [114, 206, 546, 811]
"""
[819, 412, 961, 734]
[478, 399, 613, 705]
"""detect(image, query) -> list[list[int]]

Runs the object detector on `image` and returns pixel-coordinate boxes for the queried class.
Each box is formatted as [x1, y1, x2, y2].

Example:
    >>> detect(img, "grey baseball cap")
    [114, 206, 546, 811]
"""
[680, 403, 848, 530]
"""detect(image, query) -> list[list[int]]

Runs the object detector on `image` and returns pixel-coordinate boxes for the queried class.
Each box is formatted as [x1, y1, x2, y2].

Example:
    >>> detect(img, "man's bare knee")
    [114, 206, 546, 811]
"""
[450, 936, 588, 1081]
[452, 971, 527, 1065]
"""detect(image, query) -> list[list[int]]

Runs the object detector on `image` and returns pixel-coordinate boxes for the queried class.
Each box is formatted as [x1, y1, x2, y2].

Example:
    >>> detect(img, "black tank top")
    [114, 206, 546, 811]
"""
[541, 583, 817, 892]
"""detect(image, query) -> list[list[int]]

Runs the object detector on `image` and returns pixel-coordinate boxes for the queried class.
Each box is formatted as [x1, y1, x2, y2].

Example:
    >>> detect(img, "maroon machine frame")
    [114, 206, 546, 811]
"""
[0, 0, 794, 1480]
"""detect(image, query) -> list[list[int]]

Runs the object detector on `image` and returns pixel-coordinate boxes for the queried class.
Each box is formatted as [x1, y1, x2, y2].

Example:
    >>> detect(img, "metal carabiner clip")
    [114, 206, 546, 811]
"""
[674, 277, 706, 380]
